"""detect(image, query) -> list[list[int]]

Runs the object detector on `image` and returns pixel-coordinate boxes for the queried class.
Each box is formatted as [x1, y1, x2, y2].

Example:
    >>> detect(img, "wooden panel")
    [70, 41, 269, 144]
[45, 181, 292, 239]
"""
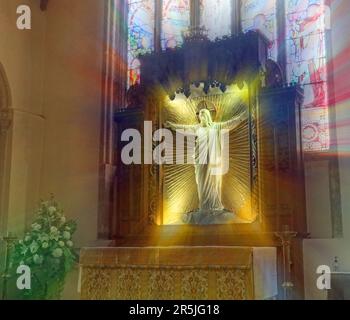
[258, 86, 306, 234]
[112, 110, 147, 239]
[111, 86, 307, 239]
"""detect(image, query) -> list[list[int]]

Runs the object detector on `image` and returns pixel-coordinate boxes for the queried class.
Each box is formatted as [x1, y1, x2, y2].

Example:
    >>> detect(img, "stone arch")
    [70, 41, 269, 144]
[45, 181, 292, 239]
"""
[0, 62, 12, 109]
[0, 63, 13, 134]
[0, 62, 12, 235]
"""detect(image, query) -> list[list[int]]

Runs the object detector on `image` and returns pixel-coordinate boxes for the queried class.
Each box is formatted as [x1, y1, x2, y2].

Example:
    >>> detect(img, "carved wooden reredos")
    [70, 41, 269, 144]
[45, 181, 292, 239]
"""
[113, 30, 306, 244]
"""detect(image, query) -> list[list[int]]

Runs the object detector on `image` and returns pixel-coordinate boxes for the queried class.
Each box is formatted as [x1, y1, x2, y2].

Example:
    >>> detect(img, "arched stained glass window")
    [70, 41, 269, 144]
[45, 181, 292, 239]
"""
[285, 0, 330, 151]
[200, 0, 232, 40]
[241, 0, 278, 61]
[125, 0, 332, 151]
[161, 0, 191, 49]
[127, 0, 155, 86]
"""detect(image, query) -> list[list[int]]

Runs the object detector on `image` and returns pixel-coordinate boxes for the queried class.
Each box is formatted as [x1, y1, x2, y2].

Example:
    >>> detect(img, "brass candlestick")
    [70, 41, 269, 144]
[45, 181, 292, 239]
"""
[275, 225, 297, 300]
[1, 232, 17, 300]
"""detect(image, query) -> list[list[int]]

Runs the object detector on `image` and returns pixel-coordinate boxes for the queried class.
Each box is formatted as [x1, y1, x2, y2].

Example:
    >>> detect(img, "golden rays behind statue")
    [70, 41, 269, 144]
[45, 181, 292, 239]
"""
[163, 87, 254, 225]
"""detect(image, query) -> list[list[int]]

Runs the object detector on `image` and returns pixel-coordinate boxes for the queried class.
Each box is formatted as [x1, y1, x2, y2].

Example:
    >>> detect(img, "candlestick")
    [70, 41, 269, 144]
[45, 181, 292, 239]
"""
[1, 232, 17, 300]
[275, 229, 297, 300]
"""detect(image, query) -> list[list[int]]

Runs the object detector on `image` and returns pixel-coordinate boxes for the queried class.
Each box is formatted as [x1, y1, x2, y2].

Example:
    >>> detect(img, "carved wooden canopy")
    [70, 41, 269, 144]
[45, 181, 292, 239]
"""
[138, 31, 269, 98]
[126, 30, 284, 109]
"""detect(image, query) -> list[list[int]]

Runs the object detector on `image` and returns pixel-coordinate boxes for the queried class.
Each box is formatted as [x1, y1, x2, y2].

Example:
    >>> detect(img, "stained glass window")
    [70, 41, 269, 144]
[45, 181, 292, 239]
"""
[161, 0, 191, 49]
[128, 0, 155, 86]
[285, 0, 330, 151]
[125, 0, 332, 151]
[200, 0, 232, 40]
[241, 0, 278, 60]
[301, 107, 330, 151]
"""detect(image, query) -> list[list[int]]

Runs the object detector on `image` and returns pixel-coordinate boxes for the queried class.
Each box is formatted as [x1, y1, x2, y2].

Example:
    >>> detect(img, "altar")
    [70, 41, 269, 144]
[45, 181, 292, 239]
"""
[93, 30, 307, 300]
[80, 246, 277, 300]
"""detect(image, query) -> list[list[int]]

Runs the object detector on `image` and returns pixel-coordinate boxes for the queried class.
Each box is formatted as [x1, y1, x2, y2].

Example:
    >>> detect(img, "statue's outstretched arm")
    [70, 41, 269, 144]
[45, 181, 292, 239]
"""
[164, 121, 197, 131]
[220, 111, 248, 130]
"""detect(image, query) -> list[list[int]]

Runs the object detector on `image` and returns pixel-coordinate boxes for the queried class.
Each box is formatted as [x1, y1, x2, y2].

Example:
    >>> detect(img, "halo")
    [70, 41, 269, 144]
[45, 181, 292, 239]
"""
[196, 100, 217, 121]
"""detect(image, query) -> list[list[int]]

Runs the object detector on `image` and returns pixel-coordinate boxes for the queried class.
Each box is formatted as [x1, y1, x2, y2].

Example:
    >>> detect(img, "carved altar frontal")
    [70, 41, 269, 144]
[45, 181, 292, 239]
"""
[80, 247, 277, 300]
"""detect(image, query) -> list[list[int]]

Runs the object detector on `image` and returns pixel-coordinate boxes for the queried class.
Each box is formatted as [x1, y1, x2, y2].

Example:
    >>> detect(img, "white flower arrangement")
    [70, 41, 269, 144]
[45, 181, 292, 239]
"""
[11, 197, 78, 299]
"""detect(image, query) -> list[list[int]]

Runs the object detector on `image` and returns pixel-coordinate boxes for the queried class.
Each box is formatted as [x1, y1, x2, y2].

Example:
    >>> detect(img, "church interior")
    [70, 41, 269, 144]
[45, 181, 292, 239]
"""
[1, 0, 350, 300]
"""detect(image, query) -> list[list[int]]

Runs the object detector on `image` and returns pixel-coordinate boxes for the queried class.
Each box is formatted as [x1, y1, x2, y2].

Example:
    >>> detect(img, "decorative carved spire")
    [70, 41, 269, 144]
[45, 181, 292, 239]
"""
[183, 26, 209, 42]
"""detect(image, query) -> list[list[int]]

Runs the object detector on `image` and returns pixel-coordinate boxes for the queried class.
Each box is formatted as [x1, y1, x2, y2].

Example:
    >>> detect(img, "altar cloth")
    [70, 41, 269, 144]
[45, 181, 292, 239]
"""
[79, 246, 277, 300]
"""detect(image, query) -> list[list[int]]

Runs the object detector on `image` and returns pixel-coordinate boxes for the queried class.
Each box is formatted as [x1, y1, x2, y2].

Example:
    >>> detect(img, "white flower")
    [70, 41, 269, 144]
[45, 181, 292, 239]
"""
[24, 235, 31, 242]
[48, 206, 56, 214]
[31, 223, 42, 231]
[39, 235, 49, 243]
[33, 254, 44, 265]
[52, 248, 63, 258]
[30, 241, 39, 254]
[50, 226, 58, 234]
[58, 241, 65, 247]
[42, 242, 49, 249]
[63, 231, 71, 240]
[66, 240, 73, 248]
[19, 240, 23, 245]
[50, 233, 59, 241]
[20, 246, 28, 255]
[65, 226, 71, 231]
[60, 216, 66, 224]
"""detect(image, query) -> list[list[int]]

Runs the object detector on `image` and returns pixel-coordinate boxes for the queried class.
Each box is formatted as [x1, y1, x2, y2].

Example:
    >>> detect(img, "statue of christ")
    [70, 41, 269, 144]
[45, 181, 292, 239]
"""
[165, 107, 248, 225]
